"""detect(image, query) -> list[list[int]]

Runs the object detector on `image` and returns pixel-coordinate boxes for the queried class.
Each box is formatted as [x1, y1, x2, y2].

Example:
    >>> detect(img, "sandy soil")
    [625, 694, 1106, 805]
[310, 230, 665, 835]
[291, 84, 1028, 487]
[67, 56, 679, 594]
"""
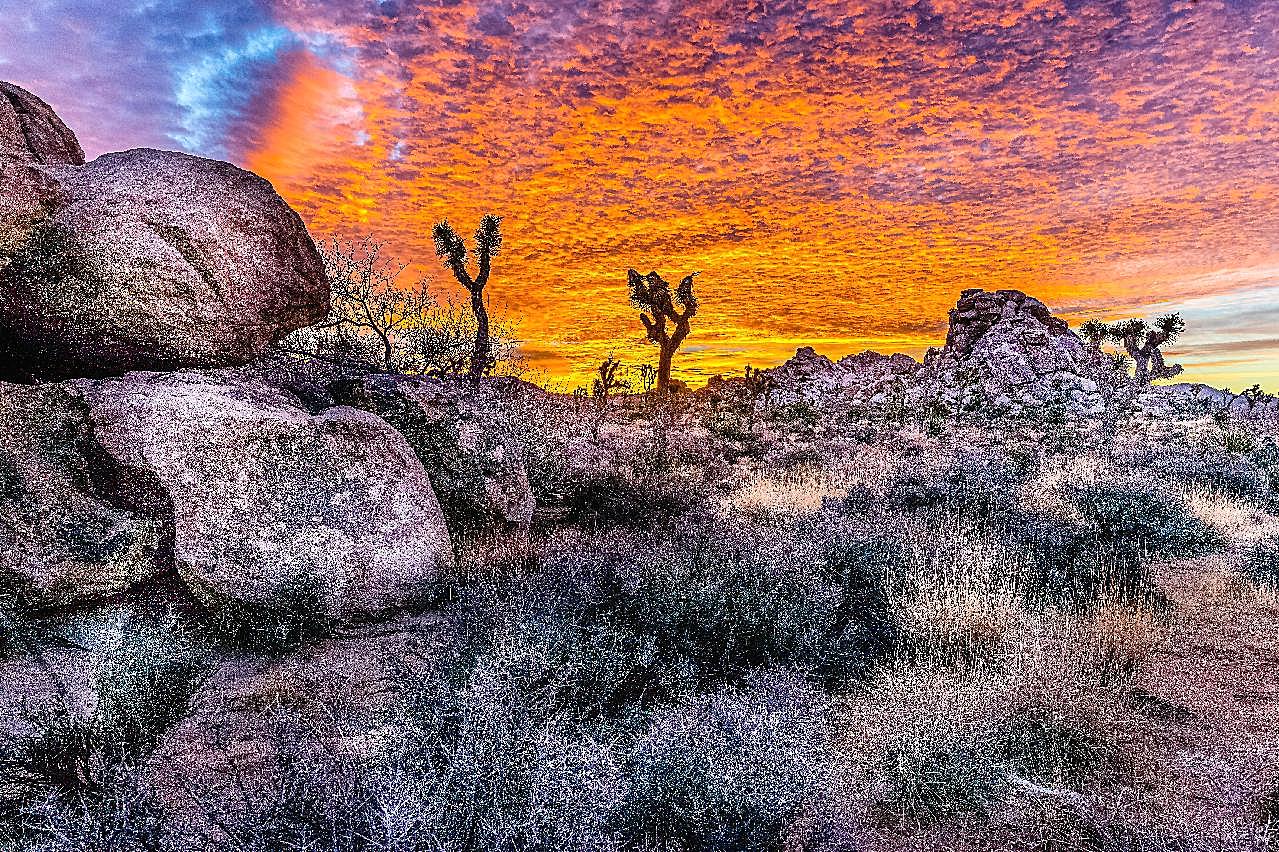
[1137, 555, 1279, 850]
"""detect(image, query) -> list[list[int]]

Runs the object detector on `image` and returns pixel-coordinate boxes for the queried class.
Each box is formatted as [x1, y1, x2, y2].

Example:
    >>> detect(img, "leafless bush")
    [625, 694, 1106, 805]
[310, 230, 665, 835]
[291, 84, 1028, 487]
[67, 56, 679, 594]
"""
[280, 236, 523, 377]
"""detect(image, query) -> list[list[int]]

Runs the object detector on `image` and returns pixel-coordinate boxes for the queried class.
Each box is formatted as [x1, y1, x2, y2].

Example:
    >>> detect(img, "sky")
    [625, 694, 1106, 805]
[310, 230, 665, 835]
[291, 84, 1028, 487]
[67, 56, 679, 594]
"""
[3, 0, 1277, 389]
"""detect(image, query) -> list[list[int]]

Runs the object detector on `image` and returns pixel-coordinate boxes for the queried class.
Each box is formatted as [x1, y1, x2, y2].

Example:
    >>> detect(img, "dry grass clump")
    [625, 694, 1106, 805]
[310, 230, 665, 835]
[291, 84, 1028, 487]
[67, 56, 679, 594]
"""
[834, 589, 1171, 850]
[727, 463, 850, 513]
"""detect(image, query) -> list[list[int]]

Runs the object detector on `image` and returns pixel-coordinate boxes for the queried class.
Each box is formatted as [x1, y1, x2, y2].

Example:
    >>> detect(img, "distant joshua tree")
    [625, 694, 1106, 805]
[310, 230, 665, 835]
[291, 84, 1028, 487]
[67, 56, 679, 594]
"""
[1076, 314, 1186, 385]
[634, 363, 659, 394]
[592, 356, 628, 406]
[1079, 319, 1109, 352]
[627, 268, 700, 393]
[1111, 314, 1186, 384]
[433, 215, 502, 380]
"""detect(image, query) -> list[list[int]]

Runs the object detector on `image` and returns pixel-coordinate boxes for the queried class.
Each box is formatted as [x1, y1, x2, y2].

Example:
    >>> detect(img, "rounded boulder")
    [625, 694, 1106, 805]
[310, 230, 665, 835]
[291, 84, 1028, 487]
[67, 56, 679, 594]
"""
[0, 148, 328, 379]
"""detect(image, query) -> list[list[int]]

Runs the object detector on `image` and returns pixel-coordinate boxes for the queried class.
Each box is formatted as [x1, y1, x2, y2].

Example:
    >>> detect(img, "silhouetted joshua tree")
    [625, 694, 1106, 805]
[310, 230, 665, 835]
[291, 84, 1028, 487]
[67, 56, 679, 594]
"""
[1110, 314, 1186, 384]
[433, 215, 502, 380]
[592, 356, 625, 399]
[627, 268, 700, 393]
[1079, 319, 1109, 352]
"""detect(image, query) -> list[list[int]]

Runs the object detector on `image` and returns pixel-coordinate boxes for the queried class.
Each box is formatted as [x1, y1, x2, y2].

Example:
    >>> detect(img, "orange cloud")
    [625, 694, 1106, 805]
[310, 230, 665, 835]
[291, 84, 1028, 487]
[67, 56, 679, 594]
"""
[239, 0, 1279, 387]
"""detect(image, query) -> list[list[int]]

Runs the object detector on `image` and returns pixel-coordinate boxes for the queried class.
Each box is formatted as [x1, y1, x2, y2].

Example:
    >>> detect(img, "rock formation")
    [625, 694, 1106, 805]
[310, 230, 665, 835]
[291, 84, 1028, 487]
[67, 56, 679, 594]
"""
[79, 372, 455, 632]
[332, 374, 536, 544]
[0, 83, 327, 380]
[767, 288, 1117, 418]
[919, 288, 1108, 417]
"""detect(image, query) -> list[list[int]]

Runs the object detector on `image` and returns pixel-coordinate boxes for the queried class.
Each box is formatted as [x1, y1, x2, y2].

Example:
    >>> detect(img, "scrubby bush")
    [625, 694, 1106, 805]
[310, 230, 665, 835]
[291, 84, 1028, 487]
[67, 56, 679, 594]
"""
[1240, 535, 1279, 590]
[879, 450, 1029, 518]
[1069, 482, 1220, 561]
[472, 510, 896, 715]
[1007, 513, 1164, 609]
[1124, 443, 1273, 507]
[1, 606, 209, 849]
[614, 673, 832, 851]
[1261, 783, 1279, 844]
[996, 706, 1110, 790]
[559, 467, 712, 531]
[875, 731, 1003, 828]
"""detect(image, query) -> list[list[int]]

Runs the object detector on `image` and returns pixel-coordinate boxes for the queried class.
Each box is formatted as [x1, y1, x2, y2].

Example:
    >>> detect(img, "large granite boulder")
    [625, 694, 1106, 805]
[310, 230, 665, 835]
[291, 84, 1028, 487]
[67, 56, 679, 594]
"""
[331, 374, 535, 543]
[0, 81, 84, 166]
[77, 372, 454, 635]
[0, 382, 167, 611]
[0, 147, 328, 379]
[920, 289, 1108, 417]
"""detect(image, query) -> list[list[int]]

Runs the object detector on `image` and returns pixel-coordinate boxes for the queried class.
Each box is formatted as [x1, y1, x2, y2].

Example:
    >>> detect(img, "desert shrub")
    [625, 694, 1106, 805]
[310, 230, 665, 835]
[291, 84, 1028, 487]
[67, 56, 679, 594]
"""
[1221, 429, 1256, 454]
[179, 647, 620, 852]
[1143, 445, 1272, 506]
[1240, 535, 1279, 590]
[1006, 513, 1164, 609]
[879, 450, 1030, 519]
[559, 467, 711, 530]
[4, 773, 168, 852]
[875, 732, 1002, 828]
[1261, 782, 1279, 843]
[613, 673, 831, 852]
[996, 707, 1109, 790]
[1068, 482, 1220, 561]
[467, 510, 895, 715]
[769, 401, 821, 434]
[1, 609, 209, 847]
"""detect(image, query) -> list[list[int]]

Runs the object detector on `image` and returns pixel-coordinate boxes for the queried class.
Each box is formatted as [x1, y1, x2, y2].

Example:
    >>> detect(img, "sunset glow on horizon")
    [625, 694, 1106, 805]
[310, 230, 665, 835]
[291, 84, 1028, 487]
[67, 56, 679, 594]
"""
[4, 0, 1278, 388]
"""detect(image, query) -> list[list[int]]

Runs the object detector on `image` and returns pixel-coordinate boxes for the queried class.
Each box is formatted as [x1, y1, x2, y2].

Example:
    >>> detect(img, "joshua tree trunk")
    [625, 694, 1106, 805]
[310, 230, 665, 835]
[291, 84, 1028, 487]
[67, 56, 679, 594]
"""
[654, 320, 690, 393]
[470, 288, 490, 380]
[657, 345, 674, 391]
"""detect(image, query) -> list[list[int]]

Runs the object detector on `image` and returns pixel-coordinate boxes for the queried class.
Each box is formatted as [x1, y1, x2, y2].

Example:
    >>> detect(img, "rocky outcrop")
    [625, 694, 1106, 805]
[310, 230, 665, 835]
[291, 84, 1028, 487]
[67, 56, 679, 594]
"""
[766, 348, 922, 408]
[1, 370, 456, 632]
[78, 372, 454, 634]
[1137, 382, 1279, 420]
[0, 82, 84, 165]
[0, 382, 167, 611]
[0, 147, 328, 379]
[766, 289, 1115, 418]
[331, 374, 535, 543]
[919, 289, 1108, 417]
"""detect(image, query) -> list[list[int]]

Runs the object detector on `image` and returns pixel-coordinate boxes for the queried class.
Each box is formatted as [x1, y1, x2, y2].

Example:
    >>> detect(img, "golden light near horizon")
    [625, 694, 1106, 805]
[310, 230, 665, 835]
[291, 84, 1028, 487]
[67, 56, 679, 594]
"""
[6, 0, 1279, 388]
